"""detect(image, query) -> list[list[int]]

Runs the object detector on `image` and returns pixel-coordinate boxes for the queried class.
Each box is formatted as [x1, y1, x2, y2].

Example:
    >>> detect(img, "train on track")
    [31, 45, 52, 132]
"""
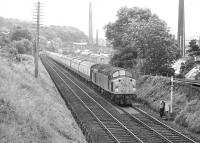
[44, 51, 136, 105]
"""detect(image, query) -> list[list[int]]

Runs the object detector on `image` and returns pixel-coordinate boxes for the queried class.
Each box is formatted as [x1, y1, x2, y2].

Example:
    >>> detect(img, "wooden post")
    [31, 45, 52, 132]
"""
[33, 1, 42, 78]
[170, 76, 173, 113]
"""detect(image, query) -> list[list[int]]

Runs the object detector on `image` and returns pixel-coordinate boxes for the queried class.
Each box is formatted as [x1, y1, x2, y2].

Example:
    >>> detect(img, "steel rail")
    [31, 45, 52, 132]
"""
[120, 108, 173, 143]
[43, 56, 143, 143]
[133, 106, 197, 143]
[174, 78, 200, 86]
[48, 57, 172, 143]
[49, 57, 197, 143]
[51, 59, 175, 143]
[42, 56, 120, 143]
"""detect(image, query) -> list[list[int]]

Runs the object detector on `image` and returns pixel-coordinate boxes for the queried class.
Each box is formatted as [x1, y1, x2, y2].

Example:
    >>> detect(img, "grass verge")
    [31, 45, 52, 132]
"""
[0, 54, 86, 143]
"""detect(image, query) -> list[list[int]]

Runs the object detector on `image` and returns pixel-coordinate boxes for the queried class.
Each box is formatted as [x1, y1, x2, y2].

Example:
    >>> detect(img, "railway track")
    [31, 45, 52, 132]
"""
[41, 55, 142, 143]
[120, 107, 197, 143]
[174, 77, 200, 87]
[41, 55, 197, 143]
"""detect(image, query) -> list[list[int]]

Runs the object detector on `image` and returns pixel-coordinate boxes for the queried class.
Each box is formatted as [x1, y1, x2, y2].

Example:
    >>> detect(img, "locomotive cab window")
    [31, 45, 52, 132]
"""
[119, 70, 125, 76]
[113, 72, 119, 78]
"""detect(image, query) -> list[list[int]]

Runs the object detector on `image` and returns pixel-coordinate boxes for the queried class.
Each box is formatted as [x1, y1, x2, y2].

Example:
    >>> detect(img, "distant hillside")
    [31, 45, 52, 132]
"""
[0, 16, 87, 43]
[0, 16, 88, 53]
[41, 25, 87, 42]
[0, 17, 29, 31]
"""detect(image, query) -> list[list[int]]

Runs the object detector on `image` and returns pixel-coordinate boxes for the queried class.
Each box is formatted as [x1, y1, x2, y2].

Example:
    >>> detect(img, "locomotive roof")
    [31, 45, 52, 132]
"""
[91, 64, 125, 76]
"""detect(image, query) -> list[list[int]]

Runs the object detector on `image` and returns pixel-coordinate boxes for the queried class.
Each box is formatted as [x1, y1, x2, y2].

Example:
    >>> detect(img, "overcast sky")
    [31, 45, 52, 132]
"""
[0, 0, 199, 40]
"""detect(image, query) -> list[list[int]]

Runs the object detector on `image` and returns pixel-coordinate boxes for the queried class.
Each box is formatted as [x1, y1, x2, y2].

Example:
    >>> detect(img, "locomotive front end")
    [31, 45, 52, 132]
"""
[112, 77, 136, 94]
[91, 64, 137, 105]
[109, 69, 136, 105]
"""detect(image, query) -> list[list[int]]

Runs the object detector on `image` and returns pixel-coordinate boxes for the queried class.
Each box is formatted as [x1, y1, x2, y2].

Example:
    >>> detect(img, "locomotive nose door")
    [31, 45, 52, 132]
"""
[116, 78, 134, 94]
[120, 78, 128, 93]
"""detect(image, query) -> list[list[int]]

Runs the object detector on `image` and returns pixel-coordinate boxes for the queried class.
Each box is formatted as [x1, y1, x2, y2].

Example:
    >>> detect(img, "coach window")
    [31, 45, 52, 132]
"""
[94, 73, 97, 82]
[111, 82, 113, 92]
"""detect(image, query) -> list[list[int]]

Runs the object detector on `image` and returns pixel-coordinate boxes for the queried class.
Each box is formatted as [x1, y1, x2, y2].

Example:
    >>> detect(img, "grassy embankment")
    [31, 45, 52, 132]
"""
[0, 53, 86, 143]
[136, 75, 200, 134]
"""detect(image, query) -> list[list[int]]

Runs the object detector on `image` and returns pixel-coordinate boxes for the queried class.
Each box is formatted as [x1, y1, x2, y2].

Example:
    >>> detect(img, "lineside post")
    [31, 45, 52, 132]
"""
[33, 1, 43, 78]
[170, 76, 173, 113]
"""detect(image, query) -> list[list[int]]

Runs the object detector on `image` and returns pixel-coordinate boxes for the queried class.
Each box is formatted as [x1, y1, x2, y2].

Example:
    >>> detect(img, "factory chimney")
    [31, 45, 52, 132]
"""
[89, 2, 93, 45]
[178, 0, 185, 57]
[96, 29, 98, 46]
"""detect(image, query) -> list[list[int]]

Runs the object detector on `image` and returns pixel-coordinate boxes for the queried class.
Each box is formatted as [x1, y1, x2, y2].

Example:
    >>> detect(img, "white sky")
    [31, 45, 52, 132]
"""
[0, 0, 199, 40]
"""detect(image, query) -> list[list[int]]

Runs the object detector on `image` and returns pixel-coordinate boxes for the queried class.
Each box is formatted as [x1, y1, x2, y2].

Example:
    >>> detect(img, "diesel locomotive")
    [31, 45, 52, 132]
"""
[45, 51, 136, 105]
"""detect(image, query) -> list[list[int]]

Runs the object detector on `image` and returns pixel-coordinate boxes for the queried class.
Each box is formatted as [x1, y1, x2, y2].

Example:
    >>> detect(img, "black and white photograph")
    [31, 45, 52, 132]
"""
[0, 0, 200, 142]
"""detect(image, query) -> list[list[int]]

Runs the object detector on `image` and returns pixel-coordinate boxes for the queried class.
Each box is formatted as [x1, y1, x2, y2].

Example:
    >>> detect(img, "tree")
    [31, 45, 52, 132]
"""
[39, 36, 48, 51]
[187, 39, 200, 57]
[13, 39, 32, 54]
[10, 28, 32, 41]
[22, 39, 32, 54]
[104, 7, 179, 75]
[179, 57, 196, 75]
[14, 40, 26, 54]
[110, 48, 137, 68]
[0, 33, 10, 47]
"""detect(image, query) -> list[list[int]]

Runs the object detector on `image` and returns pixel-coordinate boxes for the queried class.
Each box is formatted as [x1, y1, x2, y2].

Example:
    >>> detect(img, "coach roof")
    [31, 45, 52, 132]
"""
[91, 64, 128, 77]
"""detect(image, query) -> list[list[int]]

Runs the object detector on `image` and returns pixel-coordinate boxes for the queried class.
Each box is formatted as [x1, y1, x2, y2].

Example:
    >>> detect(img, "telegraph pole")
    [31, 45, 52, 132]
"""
[33, 1, 43, 78]
[170, 76, 174, 113]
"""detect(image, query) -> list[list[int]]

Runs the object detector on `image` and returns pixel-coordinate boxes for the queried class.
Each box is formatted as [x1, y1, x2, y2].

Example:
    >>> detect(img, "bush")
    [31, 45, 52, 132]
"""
[13, 39, 32, 54]
[11, 28, 32, 41]
[16, 44, 26, 54]
[180, 58, 195, 75]
[141, 63, 175, 77]
[175, 74, 185, 78]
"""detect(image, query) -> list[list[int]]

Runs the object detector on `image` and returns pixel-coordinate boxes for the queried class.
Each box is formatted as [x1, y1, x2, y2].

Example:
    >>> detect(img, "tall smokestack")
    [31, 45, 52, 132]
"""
[178, 0, 185, 57]
[96, 29, 98, 46]
[89, 2, 93, 45]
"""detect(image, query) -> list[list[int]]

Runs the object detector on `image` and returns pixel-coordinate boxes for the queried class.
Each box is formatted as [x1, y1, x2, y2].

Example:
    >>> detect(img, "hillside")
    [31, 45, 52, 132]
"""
[0, 16, 87, 42]
[0, 16, 87, 52]
[0, 53, 86, 142]
[136, 75, 200, 134]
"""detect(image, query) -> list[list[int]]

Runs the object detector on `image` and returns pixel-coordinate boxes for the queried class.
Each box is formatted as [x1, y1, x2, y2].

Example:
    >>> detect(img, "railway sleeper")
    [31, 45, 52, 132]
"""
[43, 57, 115, 143]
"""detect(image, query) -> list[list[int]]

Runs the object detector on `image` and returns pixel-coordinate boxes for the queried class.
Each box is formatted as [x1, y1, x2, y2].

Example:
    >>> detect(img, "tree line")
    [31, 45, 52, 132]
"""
[0, 16, 87, 56]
